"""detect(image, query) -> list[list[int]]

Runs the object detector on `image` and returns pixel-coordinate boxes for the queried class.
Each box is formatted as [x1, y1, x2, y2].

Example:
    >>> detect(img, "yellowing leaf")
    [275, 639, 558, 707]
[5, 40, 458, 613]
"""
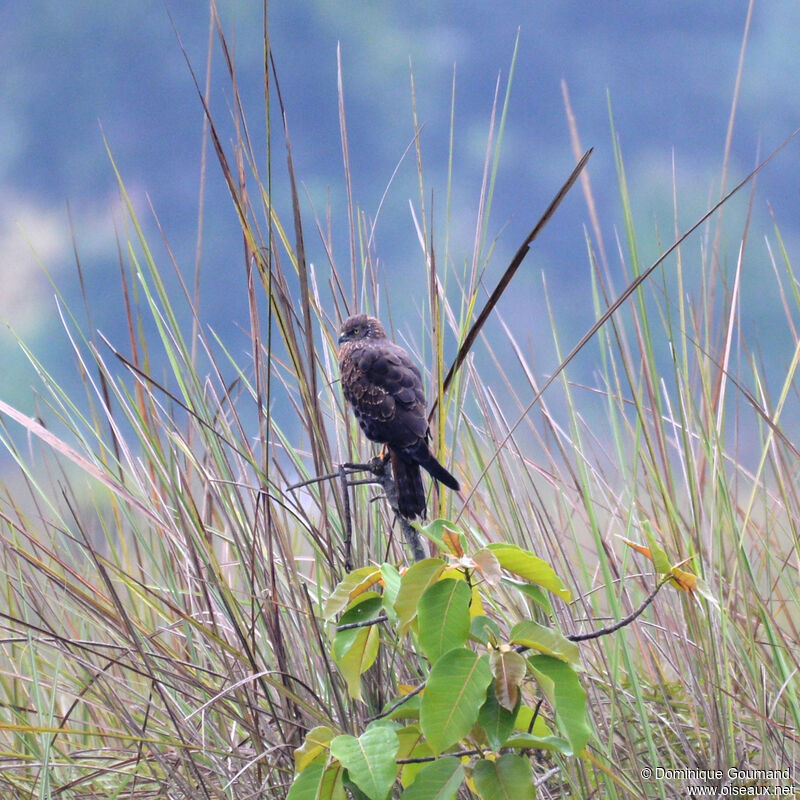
[513, 704, 553, 737]
[619, 536, 699, 595]
[396, 724, 431, 788]
[510, 620, 580, 665]
[619, 536, 653, 559]
[394, 558, 445, 634]
[443, 526, 465, 557]
[324, 566, 383, 620]
[669, 565, 697, 593]
[470, 581, 485, 618]
[486, 543, 571, 601]
[294, 725, 335, 771]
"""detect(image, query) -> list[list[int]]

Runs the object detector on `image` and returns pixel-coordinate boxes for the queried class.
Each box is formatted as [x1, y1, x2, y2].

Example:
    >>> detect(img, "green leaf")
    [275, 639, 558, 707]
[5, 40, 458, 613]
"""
[643, 520, 672, 574]
[487, 543, 571, 601]
[289, 760, 345, 800]
[330, 725, 400, 800]
[324, 566, 383, 619]
[287, 762, 324, 800]
[394, 558, 445, 633]
[503, 578, 553, 613]
[317, 762, 347, 800]
[415, 518, 467, 554]
[400, 757, 464, 799]
[477, 682, 517, 751]
[333, 623, 380, 700]
[528, 655, 591, 755]
[418, 579, 471, 663]
[469, 615, 501, 645]
[343, 774, 371, 800]
[510, 620, 580, 665]
[421, 649, 492, 755]
[473, 753, 535, 800]
[380, 563, 402, 622]
[503, 731, 573, 754]
[333, 594, 384, 660]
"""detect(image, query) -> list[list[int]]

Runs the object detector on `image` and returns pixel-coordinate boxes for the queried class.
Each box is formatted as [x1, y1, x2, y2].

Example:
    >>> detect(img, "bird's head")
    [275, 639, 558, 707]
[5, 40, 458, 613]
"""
[338, 314, 386, 344]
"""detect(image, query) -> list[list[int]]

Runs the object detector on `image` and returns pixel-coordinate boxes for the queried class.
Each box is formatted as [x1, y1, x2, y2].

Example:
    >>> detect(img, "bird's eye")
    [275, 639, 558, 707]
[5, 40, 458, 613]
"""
[352, 327, 359, 335]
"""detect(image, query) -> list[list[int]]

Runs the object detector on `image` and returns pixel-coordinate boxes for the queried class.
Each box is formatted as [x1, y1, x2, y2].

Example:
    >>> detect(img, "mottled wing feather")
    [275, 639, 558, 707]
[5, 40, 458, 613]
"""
[340, 339, 429, 445]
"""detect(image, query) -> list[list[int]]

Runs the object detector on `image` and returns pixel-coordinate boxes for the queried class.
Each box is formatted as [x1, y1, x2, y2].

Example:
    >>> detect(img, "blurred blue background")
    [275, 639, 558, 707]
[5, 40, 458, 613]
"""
[2, 2, 799, 416]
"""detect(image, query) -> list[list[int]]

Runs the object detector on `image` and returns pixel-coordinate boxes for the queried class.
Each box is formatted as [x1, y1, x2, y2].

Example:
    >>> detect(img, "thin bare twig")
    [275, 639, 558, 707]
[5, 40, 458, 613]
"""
[565, 576, 671, 642]
[336, 613, 388, 632]
[286, 461, 382, 491]
[369, 681, 425, 722]
[397, 747, 483, 765]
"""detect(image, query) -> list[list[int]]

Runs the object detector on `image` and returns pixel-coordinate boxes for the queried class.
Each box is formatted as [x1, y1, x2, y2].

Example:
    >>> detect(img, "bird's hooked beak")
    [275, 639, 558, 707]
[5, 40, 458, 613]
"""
[337, 330, 350, 344]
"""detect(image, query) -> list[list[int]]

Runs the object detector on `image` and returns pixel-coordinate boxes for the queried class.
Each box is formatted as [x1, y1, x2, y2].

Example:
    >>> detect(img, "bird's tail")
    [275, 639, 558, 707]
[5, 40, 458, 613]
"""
[400, 441, 460, 491]
[389, 449, 426, 519]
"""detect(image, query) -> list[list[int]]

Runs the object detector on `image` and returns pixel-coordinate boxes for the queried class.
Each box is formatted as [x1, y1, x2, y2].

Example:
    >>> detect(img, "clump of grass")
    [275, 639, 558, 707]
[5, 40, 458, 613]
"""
[0, 5, 797, 799]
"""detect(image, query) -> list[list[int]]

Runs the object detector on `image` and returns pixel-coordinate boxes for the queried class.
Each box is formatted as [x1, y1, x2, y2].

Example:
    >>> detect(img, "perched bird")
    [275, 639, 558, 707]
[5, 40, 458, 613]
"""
[337, 314, 460, 518]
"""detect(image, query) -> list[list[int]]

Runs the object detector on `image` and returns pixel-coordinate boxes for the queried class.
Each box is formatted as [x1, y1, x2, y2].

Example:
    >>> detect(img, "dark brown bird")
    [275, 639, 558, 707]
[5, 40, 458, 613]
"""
[338, 314, 460, 518]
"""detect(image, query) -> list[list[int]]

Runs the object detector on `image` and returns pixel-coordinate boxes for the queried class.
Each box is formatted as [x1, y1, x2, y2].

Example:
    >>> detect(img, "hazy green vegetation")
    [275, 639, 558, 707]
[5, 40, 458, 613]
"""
[0, 9, 798, 800]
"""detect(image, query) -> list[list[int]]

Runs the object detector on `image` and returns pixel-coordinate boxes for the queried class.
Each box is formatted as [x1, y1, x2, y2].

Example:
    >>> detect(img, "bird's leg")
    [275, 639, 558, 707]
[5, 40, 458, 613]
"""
[337, 455, 426, 562]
